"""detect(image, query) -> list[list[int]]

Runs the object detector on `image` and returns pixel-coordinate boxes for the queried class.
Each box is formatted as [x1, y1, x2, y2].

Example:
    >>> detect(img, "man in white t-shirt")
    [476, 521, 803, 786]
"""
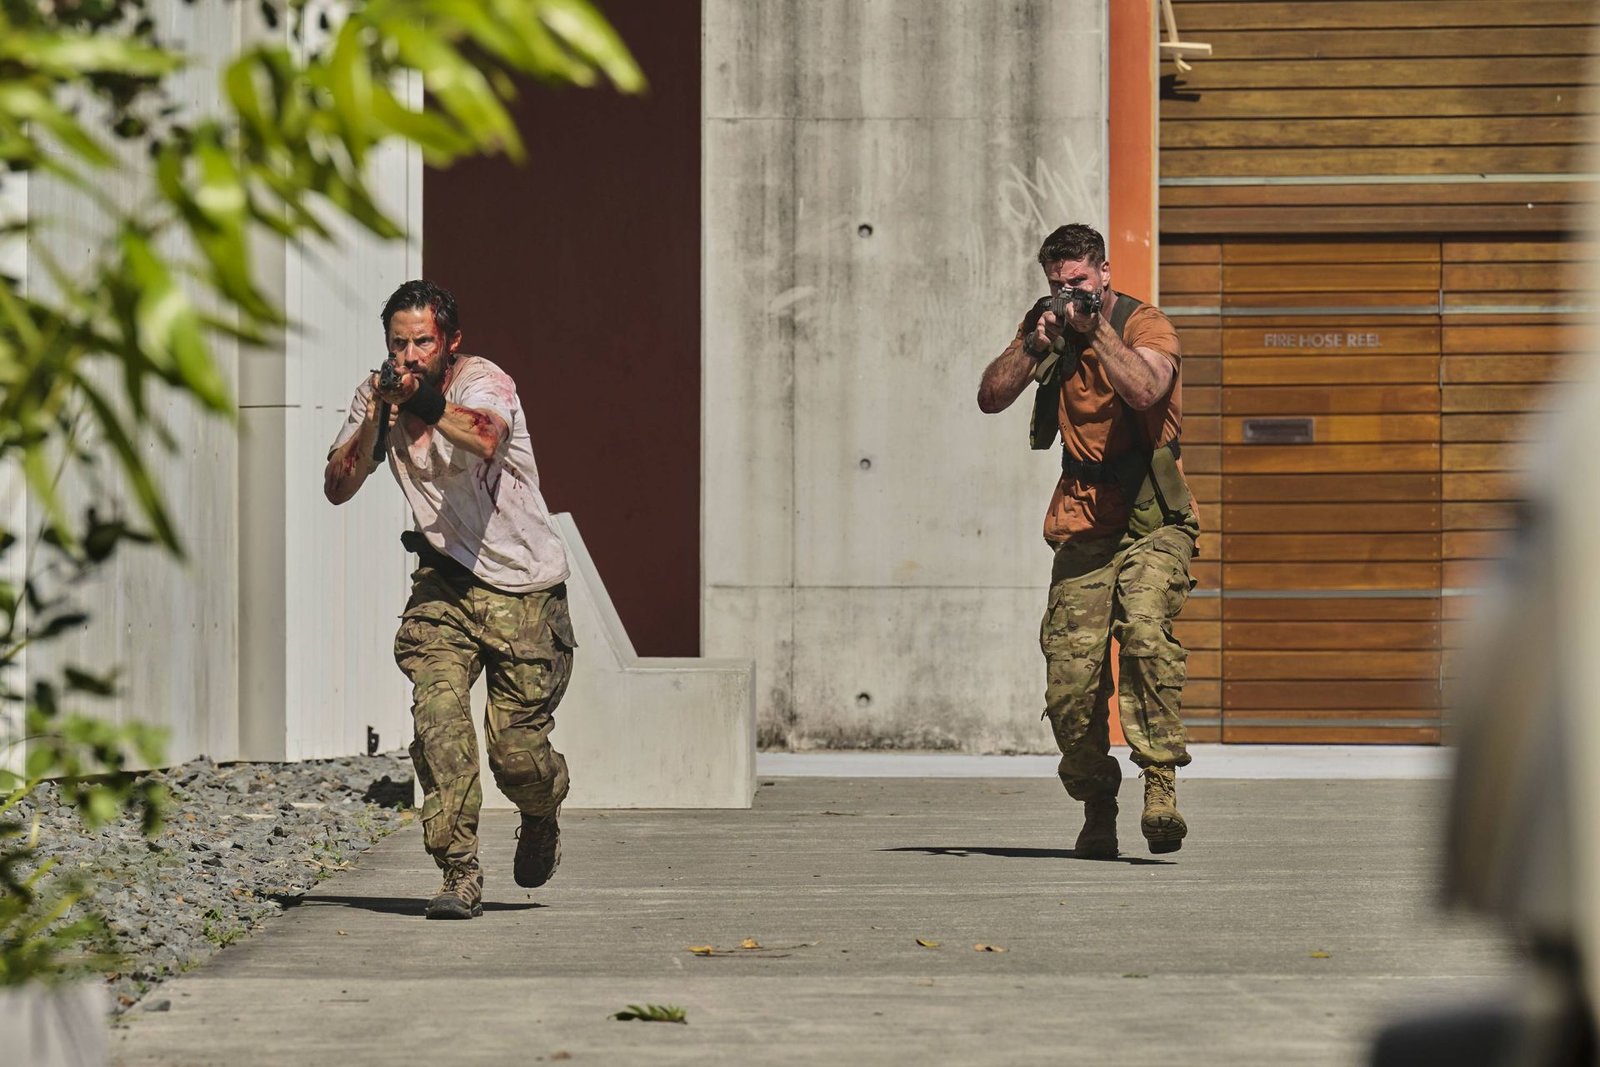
[324, 280, 575, 919]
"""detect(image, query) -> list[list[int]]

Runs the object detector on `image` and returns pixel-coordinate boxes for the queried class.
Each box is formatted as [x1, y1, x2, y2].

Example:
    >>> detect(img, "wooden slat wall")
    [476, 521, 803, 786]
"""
[1440, 241, 1587, 695]
[1213, 240, 1443, 743]
[1163, 235, 1589, 743]
[1160, 0, 1598, 235]
[1162, 244, 1223, 743]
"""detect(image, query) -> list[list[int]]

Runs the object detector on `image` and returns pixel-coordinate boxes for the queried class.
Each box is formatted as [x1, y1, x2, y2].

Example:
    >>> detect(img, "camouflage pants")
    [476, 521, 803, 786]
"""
[1040, 520, 1196, 800]
[394, 564, 575, 874]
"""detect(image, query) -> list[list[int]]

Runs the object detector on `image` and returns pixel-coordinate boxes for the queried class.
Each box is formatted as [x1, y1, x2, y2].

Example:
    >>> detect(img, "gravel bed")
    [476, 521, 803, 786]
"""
[10, 753, 414, 1011]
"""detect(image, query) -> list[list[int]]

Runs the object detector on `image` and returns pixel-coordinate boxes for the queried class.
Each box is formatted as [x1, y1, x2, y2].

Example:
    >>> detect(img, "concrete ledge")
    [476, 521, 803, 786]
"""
[757, 744, 1454, 781]
[473, 514, 756, 809]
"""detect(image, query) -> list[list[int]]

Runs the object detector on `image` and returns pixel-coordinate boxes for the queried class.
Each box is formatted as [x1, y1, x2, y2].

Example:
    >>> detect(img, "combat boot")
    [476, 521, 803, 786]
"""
[1140, 766, 1187, 854]
[513, 809, 561, 888]
[425, 864, 483, 919]
[1074, 794, 1119, 860]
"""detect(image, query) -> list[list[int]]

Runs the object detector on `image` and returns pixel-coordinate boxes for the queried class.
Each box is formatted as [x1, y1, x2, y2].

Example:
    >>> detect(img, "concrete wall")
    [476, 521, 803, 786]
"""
[468, 515, 755, 810]
[702, 0, 1110, 751]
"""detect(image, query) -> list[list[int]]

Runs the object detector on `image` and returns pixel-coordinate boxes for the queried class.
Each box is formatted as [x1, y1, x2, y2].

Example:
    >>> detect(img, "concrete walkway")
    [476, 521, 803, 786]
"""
[757, 743, 1453, 779]
[113, 776, 1515, 1066]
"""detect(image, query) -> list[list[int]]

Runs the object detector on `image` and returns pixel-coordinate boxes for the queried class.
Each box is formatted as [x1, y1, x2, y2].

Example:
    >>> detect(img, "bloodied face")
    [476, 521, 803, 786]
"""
[386, 307, 462, 388]
[1042, 256, 1110, 305]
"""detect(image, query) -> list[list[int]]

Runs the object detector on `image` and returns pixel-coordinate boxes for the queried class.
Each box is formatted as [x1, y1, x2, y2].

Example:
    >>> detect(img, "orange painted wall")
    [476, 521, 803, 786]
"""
[1107, 0, 1158, 745]
[1110, 0, 1157, 302]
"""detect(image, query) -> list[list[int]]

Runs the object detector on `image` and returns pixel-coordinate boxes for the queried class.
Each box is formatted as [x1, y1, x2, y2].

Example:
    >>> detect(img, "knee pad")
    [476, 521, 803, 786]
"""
[488, 731, 570, 811]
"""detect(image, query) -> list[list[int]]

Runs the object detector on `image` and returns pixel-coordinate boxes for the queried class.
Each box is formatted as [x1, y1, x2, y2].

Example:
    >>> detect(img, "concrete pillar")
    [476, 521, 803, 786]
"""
[703, 0, 1110, 751]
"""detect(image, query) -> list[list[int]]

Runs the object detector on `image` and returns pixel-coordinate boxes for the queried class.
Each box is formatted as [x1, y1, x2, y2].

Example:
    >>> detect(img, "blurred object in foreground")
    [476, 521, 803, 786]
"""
[1371, 35, 1600, 1067]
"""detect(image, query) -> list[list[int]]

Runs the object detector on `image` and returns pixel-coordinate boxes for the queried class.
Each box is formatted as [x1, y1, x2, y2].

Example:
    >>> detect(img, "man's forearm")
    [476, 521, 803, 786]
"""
[978, 338, 1039, 413]
[432, 404, 506, 461]
[1092, 320, 1171, 411]
[324, 419, 379, 504]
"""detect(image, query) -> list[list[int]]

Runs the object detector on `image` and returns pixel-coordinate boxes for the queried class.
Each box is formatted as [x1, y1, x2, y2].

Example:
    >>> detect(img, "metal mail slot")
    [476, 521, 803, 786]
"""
[1241, 417, 1314, 444]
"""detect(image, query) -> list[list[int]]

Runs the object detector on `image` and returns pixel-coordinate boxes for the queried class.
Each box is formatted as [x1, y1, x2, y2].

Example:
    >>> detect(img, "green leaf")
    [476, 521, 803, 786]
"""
[0, 83, 114, 170]
[611, 1004, 687, 1024]
[72, 377, 182, 553]
[31, 612, 88, 640]
[119, 229, 232, 413]
[24, 747, 55, 780]
[225, 54, 276, 146]
[0, 32, 182, 79]
[63, 666, 118, 697]
[385, 22, 524, 161]
[536, 0, 646, 93]
[370, 83, 474, 163]
[327, 21, 376, 164]
[82, 788, 119, 828]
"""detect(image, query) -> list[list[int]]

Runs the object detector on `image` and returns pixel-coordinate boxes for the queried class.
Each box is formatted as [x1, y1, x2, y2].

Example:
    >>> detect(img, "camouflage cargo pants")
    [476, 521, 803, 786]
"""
[1040, 519, 1197, 800]
[394, 563, 575, 874]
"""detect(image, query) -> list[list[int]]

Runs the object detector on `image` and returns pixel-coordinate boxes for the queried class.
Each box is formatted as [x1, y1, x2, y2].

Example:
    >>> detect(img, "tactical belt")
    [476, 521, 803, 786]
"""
[400, 529, 498, 591]
[1062, 440, 1181, 485]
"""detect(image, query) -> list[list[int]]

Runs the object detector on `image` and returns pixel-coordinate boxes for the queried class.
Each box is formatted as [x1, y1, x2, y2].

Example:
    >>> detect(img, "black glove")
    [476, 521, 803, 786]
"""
[1020, 295, 1052, 338]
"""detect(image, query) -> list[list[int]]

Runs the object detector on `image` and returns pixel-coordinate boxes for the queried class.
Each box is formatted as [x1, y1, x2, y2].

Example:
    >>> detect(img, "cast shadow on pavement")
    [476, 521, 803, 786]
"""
[879, 846, 1174, 866]
[270, 894, 548, 916]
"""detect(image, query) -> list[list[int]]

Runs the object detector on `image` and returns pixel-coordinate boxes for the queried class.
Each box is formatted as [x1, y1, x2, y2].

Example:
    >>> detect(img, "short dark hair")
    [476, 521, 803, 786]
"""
[1037, 224, 1106, 268]
[381, 280, 461, 341]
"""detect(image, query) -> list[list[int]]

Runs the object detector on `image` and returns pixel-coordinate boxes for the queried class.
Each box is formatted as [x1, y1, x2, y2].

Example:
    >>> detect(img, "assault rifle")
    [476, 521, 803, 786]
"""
[371, 359, 403, 461]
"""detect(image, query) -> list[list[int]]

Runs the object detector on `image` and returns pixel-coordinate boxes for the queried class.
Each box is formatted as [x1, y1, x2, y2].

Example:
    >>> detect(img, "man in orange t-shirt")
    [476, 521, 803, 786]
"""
[978, 224, 1199, 858]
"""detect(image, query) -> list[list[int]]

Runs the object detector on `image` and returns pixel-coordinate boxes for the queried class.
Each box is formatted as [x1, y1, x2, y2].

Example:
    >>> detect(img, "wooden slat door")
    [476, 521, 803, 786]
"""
[1164, 244, 1223, 742]
[1216, 240, 1443, 742]
[1166, 236, 1589, 743]
[1439, 241, 1588, 700]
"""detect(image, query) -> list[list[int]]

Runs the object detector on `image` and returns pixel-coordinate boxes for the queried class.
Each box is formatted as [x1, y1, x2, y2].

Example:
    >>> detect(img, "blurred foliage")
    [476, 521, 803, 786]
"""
[0, 0, 641, 986]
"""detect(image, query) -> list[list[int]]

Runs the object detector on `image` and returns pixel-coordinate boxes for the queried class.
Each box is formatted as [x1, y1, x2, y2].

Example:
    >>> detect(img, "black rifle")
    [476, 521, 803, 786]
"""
[1022, 287, 1104, 342]
[1054, 285, 1102, 322]
[371, 360, 403, 461]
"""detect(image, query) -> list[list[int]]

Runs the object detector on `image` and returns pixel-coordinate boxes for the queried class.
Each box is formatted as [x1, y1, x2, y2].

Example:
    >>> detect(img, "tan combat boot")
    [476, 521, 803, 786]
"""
[425, 864, 484, 919]
[1075, 795, 1119, 860]
[1140, 766, 1187, 854]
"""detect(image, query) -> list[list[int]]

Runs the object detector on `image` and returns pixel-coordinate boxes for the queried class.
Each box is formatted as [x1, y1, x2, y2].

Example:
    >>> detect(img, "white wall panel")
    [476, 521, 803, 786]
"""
[241, 130, 419, 761]
[20, 1, 246, 765]
[9, 0, 419, 768]
[704, 0, 1109, 750]
[2, 171, 26, 769]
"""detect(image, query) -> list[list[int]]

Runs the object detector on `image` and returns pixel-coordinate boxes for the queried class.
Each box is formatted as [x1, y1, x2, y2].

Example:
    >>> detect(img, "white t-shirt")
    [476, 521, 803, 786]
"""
[333, 355, 570, 593]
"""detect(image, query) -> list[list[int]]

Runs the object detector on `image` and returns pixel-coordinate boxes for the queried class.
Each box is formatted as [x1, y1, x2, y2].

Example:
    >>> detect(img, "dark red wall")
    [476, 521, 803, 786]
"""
[423, 1, 701, 655]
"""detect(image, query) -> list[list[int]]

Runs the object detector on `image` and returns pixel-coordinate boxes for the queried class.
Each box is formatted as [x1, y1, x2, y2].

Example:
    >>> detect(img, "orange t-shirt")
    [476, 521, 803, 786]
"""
[1022, 301, 1189, 542]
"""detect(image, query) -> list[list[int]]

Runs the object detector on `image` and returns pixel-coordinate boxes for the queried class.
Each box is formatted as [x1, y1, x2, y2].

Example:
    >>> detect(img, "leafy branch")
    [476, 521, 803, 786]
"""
[0, 0, 641, 988]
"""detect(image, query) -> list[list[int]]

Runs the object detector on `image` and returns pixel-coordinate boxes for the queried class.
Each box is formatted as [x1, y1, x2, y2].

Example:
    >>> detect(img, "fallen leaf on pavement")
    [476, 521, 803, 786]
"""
[1310, 951, 1331, 959]
[612, 1004, 687, 1025]
[973, 943, 1007, 953]
[688, 940, 819, 959]
[916, 939, 941, 948]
